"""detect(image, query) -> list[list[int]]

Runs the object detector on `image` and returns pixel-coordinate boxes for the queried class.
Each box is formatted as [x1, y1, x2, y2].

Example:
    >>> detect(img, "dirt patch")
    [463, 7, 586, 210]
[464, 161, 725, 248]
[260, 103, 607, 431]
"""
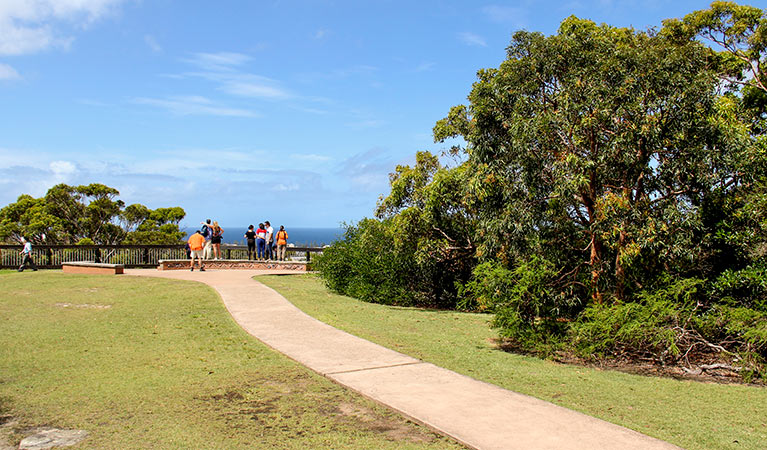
[55, 303, 112, 310]
[333, 402, 437, 443]
[196, 375, 441, 444]
[494, 339, 765, 386]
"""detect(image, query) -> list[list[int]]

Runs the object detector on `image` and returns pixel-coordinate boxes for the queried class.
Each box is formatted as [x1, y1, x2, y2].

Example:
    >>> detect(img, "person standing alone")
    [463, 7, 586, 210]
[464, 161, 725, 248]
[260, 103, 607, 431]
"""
[275, 226, 288, 261]
[188, 230, 206, 271]
[17, 237, 38, 272]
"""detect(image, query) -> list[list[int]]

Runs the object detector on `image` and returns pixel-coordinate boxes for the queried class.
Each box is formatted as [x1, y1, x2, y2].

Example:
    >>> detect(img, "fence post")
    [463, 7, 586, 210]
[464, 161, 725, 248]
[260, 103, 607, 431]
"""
[95, 247, 101, 263]
[46, 248, 53, 266]
[143, 247, 149, 265]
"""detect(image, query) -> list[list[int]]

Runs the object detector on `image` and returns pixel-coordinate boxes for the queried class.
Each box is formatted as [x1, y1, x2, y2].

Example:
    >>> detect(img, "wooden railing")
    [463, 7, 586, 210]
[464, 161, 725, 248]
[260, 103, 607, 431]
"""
[0, 244, 325, 269]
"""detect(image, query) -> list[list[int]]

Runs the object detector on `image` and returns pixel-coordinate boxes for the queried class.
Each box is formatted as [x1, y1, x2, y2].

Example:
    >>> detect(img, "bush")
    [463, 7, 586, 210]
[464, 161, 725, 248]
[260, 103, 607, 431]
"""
[569, 278, 703, 359]
[710, 265, 767, 311]
[460, 257, 579, 351]
[314, 219, 420, 306]
[569, 277, 766, 378]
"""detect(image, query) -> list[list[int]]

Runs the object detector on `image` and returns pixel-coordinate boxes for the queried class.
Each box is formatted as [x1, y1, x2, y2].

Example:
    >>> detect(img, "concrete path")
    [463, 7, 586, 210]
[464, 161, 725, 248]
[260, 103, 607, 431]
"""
[127, 268, 681, 450]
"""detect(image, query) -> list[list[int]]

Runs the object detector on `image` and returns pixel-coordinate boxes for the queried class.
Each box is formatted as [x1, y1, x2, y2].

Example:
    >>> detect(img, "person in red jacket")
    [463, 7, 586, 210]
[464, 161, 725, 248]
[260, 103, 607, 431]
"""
[188, 230, 206, 272]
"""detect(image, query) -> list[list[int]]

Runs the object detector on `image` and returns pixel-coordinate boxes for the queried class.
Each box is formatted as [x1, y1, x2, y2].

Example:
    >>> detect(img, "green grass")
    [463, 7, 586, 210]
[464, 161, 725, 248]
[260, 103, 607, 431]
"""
[259, 273, 767, 450]
[0, 271, 461, 449]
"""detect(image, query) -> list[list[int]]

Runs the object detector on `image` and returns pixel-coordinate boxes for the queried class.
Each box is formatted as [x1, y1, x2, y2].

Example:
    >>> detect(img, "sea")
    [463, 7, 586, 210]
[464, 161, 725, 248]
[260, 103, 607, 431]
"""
[183, 226, 344, 247]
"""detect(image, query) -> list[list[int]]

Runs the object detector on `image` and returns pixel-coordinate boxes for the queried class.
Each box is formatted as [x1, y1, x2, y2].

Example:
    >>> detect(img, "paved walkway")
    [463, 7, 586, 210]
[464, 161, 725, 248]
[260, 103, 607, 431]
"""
[127, 268, 681, 450]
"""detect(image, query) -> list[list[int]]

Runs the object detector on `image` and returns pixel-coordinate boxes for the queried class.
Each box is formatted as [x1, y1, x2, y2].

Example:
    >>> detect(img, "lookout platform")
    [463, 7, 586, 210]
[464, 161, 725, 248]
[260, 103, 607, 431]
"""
[157, 259, 310, 271]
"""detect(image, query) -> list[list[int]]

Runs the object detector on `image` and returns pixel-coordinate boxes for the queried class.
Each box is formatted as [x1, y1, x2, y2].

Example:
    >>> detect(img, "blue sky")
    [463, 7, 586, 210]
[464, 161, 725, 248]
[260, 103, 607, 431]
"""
[0, 0, 732, 227]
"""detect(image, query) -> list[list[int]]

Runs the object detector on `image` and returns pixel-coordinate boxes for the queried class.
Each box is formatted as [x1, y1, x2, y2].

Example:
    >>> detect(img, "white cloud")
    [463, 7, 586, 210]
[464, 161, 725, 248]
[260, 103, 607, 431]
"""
[131, 95, 258, 118]
[144, 34, 161, 53]
[336, 147, 393, 192]
[291, 154, 332, 162]
[0, 0, 127, 56]
[177, 55, 294, 100]
[0, 63, 21, 80]
[50, 160, 77, 176]
[183, 52, 251, 71]
[458, 32, 487, 47]
[313, 28, 330, 40]
[218, 77, 292, 99]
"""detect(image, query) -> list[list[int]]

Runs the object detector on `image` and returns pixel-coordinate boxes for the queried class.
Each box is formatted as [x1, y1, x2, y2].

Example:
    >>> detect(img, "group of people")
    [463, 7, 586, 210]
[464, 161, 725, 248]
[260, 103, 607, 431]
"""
[187, 219, 289, 271]
[244, 221, 289, 261]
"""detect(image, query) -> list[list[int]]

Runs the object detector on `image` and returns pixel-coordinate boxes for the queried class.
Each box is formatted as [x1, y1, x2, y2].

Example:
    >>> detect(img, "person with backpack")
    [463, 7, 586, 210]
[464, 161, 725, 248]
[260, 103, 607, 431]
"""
[275, 226, 289, 261]
[200, 219, 213, 259]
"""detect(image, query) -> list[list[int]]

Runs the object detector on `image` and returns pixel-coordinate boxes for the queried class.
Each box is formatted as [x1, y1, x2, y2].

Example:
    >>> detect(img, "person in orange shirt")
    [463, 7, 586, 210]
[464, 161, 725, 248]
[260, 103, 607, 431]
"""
[275, 225, 289, 261]
[188, 230, 206, 271]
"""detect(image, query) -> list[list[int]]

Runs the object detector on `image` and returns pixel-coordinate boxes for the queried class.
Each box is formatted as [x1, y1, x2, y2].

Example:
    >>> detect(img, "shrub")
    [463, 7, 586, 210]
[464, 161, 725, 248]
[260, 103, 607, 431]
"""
[569, 278, 703, 359]
[460, 257, 578, 351]
[569, 277, 766, 378]
[314, 219, 420, 306]
[710, 265, 767, 311]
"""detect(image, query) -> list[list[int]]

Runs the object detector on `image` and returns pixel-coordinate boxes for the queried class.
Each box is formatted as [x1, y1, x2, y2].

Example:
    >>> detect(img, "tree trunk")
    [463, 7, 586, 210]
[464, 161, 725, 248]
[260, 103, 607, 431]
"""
[615, 228, 627, 302]
[582, 186, 603, 303]
[590, 234, 603, 303]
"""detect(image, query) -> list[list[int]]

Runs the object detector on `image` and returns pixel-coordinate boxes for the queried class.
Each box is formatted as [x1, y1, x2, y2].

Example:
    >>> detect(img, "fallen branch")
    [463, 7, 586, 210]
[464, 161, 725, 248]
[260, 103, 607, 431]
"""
[700, 363, 742, 372]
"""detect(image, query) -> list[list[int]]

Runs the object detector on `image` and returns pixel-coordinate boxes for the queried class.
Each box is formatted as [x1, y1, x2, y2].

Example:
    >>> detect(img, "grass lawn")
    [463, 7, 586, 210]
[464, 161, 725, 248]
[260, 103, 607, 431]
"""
[259, 273, 767, 450]
[0, 271, 461, 449]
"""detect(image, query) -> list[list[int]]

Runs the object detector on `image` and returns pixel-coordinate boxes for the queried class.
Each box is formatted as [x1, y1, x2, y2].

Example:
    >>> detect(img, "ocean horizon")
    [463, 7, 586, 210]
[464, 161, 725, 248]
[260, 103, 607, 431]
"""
[182, 226, 344, 246]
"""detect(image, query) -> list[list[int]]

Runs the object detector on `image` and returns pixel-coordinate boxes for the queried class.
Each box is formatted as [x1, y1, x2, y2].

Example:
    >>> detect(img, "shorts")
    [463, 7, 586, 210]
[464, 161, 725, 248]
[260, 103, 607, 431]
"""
[190, 249, 204, 258]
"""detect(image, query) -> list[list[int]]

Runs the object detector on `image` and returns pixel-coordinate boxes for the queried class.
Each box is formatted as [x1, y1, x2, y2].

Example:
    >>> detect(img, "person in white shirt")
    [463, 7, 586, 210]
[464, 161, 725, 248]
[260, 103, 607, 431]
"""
[18, 237, 38, 272]
[265, 221, 274, 260]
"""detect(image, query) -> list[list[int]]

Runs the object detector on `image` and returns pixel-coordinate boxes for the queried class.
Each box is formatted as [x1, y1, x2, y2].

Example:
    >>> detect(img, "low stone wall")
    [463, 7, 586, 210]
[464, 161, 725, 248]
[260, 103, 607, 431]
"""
[158, 259, 309, 271]
[62, 262, 125, 275]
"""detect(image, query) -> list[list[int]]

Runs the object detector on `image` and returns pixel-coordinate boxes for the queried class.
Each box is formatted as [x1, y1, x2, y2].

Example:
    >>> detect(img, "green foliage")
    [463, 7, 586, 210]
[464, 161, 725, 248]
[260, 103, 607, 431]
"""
[121, 204, 186, 244]
[0, 194, 66, 244]
[662, 1, 767, 93]
[570, 278, 704, 358]
[460, 258, 578, 350]
[314, 219, 420, 306]
[710, 265, 767, 311]
[449, 15, 723, 302]
[0, 184, 185, 245]
[318, 4, 767, 378]
[570, 276, 767, 377]
[317, 150, 477, 308]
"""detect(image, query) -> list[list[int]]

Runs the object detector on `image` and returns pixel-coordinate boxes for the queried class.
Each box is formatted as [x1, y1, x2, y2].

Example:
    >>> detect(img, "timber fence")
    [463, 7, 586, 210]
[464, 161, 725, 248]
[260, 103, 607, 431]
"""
[0, 244, 324, 269]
